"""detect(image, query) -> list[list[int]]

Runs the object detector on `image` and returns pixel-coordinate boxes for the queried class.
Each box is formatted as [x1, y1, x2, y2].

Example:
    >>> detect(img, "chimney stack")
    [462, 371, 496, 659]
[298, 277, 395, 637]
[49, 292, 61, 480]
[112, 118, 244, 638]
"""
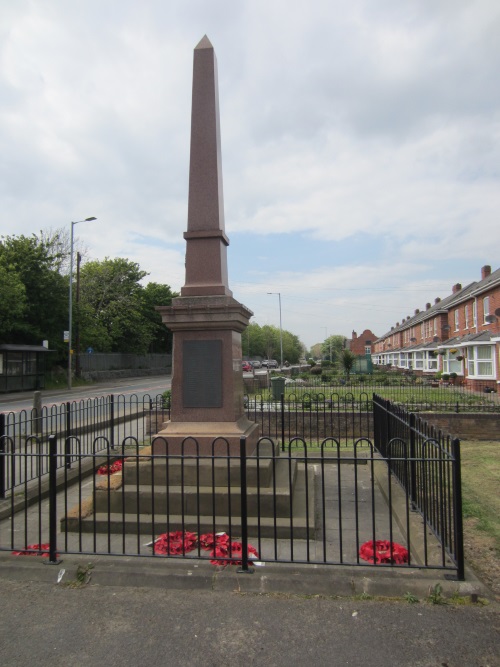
[481, 265, 491, 280]
[452, 283, 462, 294]
[415, 309, 420, 315]
[426, 303, 431, 310]
[435, 297, 441, 304]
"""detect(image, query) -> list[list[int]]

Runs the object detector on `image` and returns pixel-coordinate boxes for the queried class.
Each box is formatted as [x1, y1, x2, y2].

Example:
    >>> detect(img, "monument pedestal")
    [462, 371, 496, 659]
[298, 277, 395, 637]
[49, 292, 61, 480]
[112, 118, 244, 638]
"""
[155, 295, 260, 455]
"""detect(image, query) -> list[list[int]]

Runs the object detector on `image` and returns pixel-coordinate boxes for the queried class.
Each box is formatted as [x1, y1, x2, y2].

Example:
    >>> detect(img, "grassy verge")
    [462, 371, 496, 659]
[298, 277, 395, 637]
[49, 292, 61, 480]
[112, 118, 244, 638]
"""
[460, 440, 500, 598]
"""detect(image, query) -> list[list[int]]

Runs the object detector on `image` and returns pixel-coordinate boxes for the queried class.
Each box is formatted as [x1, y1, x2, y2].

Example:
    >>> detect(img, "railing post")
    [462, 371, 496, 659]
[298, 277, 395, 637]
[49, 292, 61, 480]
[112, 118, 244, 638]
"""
[64, 435, 72, 469]
[451, 438, 465, 581]
[281, 393, 285, 452]
[409, 412, 417, 508]
[109, 394, 115, 450]
[237, 437, 252, 573]
[33, 391, 42, 435]
[386, 398, 392, 451]
[45, 434, 61, 564]
[0, 413, 5, 499]
[372, 394, 379, 451]
[65, 401, 71, 439]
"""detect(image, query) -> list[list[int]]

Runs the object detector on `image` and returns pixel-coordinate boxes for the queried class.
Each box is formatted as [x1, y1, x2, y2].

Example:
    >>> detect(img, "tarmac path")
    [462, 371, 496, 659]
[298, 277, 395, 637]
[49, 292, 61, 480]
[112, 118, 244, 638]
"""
[0, 577, 498, 667]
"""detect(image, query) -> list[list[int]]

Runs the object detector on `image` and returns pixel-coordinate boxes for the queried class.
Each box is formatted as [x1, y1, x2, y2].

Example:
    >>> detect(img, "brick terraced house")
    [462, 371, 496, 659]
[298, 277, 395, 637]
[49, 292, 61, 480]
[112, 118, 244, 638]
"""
[349, 329, 377, 356]
[372, 265, 500, 391]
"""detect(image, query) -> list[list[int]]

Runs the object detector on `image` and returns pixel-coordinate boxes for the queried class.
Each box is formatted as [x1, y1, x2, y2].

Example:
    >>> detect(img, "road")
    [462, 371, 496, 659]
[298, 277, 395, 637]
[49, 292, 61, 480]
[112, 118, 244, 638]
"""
[0, 375, 172, 414]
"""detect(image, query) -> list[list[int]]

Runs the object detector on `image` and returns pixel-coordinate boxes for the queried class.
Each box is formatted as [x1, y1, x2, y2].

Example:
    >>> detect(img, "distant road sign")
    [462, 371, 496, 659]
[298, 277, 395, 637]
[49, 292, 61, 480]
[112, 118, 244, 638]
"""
[86, 347, 94, 354]
[63, 331, 69, 342]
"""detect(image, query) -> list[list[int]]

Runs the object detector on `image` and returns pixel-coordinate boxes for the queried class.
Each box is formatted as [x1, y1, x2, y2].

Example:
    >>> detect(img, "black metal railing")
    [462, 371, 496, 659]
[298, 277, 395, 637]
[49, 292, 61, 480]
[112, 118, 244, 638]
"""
[0, 394, 167, 495]
[245, 379, 500, 413]
[373, 395, 464, 579]
[0, 430, 464, 578]
[245, 393, 372, 446]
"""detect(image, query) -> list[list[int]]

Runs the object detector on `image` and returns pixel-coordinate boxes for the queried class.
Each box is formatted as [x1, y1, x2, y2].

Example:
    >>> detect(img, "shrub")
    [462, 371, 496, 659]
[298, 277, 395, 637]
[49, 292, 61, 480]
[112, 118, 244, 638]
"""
[162, 390, 171, 408]
[310, 366, 323, 375]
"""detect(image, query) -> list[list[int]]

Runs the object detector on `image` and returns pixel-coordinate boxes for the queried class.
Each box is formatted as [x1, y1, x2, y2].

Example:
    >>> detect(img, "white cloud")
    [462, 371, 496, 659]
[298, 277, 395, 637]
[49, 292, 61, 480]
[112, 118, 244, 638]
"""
[1, 0, 499, 348]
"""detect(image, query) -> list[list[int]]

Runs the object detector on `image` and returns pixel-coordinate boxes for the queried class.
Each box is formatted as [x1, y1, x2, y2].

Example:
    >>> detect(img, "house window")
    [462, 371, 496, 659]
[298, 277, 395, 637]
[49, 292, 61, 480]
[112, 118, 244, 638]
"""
[415, 352, 424, 370]
[426, 353, 438, 371]
[473, 301, 477, 327]
[483, 296, 490, 323]
[454, 310, 459, 331]
[364, 346, 371, 355]
[464, 305, 469, 329]
[467, 346, 494, 377]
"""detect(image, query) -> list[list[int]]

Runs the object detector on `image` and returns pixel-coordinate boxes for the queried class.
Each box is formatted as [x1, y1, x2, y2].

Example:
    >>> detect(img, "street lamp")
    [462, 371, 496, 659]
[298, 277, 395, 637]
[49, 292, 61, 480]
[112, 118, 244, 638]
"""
[267, 292, 283, 368]
[68, 217, 96, 389]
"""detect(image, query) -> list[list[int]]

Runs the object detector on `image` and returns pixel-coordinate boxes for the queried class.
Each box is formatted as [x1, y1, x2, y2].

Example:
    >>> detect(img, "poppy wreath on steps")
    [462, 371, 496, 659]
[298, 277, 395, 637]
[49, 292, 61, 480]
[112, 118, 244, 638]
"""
[96, 459, 124, 475]
[12, 543, 59, 558]
[359, 540, 409, 565]
[153, 530, 198, 555]
[152, 530, 259, 565]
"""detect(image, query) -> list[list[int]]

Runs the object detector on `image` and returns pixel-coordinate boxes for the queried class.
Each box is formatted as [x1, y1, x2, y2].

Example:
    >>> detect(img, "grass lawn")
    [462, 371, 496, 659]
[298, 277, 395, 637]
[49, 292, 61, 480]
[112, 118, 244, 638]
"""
[460, 440, 500, 599]
[247, 384, 498, 409]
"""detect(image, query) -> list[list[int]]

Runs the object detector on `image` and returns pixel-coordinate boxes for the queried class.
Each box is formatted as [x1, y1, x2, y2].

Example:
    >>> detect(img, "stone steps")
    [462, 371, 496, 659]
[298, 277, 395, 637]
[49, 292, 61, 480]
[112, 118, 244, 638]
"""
[66, 512, 314, 540]
[62, 456, 316, 540]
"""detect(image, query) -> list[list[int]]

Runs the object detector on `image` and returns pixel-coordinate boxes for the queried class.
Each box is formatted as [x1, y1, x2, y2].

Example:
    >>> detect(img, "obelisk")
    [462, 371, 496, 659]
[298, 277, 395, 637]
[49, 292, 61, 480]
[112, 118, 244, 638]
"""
[155, 36, 259, 454]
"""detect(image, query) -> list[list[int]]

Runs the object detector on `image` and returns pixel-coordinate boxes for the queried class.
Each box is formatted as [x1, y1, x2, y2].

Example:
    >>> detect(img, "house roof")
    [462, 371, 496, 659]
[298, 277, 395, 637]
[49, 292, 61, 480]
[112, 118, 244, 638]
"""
[375, 266, 500, 343]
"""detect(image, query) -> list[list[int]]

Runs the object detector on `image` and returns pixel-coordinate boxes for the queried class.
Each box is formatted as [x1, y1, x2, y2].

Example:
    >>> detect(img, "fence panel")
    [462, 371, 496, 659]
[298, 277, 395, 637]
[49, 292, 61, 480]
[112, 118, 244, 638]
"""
[0, 431, 464, 578]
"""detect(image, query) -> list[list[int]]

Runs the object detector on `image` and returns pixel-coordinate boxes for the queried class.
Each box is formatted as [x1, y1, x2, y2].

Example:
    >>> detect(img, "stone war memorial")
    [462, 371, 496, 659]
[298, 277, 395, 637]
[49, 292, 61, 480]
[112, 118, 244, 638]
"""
[154, 35, 260, 455]
[54, 36, 465, 582]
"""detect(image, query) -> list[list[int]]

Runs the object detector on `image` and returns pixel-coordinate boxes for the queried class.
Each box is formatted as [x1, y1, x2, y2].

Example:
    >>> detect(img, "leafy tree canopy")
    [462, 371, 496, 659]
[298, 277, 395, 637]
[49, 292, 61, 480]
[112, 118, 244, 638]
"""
[321, 335, 347, 362]
[243, 322, 304, 364]
[0, 233, 67, 347]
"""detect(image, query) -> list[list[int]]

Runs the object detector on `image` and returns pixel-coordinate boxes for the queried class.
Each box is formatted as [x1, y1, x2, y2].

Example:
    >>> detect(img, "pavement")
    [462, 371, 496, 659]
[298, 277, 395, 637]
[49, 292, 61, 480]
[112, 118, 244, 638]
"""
[0, 558, 499, 667]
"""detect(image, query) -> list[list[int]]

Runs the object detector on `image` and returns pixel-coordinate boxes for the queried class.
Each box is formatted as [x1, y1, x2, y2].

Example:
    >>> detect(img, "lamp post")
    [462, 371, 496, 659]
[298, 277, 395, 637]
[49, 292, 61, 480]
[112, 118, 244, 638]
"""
[68, 217, 96, 389]
[267, 292, 283, 368]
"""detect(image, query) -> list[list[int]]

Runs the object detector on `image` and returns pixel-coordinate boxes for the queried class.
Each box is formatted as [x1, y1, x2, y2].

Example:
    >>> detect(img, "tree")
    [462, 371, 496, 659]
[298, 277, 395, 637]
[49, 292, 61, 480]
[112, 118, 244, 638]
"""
[243, 322, 303, 363]
[309, 343, 323, 359]
[0, 264, 27, 339]
[340, 349, 356, 378]
[78, 258, 153, 353]
[140, 282, 178, 353]
[0, 233, 67, 351]
[322, 335, 347, 363]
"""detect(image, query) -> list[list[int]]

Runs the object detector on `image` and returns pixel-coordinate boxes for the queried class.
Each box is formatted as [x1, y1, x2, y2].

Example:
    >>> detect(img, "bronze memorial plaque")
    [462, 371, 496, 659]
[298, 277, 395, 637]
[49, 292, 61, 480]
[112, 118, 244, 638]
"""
[183, 339, 223, 407]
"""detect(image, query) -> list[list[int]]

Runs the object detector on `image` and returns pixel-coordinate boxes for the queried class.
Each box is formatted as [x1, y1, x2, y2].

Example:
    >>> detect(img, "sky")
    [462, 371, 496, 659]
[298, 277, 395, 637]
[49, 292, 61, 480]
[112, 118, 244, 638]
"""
[1, 0, 499, 350]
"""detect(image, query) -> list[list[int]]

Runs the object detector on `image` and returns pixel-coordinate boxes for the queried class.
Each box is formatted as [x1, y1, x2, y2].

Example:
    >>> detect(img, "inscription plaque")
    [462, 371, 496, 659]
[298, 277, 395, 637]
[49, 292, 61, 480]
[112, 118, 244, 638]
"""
[183, 340, 223, 408]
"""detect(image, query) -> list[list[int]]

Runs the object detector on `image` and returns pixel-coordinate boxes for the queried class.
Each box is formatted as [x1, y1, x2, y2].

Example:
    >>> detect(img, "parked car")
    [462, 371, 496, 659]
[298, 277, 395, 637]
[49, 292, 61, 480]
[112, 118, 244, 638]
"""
[262, 359, 278, 368]
[242, 361, 252, 372]
[250, 360, 262, 369]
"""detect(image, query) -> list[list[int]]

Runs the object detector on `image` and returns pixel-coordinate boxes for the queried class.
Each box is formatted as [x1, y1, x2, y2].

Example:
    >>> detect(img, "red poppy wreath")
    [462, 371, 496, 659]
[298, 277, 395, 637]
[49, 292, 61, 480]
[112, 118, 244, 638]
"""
[152, 531, 259, 565]
[12, 543, 59, 558]
[359, 540, 409, 565]
[96, 459, 123, 475]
